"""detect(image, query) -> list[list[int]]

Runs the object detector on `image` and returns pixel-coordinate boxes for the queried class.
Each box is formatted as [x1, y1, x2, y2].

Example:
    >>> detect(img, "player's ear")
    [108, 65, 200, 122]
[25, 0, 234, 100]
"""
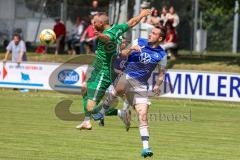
[158, 36, 163, 42]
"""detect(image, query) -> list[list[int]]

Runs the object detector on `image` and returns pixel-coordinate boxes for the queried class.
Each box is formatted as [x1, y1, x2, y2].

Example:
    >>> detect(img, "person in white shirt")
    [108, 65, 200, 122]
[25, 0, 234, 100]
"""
[166, 6, 180, 28]
[67, 17, 85, 55]
[160, 6, 168, 26]
[3, 33, 29, 92]
[3, 33, 27, 63]
[146, 9, 161, 27]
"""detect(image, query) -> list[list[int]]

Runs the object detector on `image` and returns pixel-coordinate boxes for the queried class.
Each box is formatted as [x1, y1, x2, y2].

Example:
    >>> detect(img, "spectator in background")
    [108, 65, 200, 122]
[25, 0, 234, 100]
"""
[147, 9, 161, 27]
[161, 22, 178, 58]
[3, 33, 27, 63]
[90, 0, 100, 16]
[67, 16, 85, 55]
[166, 6, 180, 28]
[80, 18, 97, 54]
[160, 6, 168, 26]
[3, 33, 29, 92]
[53, 18, 66, 55]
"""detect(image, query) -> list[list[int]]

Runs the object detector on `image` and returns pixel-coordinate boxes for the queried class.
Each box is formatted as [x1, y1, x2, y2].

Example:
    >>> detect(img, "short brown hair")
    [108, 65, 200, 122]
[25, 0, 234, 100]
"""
[13, 33, 21, 40]
[156, 26, 166, 41]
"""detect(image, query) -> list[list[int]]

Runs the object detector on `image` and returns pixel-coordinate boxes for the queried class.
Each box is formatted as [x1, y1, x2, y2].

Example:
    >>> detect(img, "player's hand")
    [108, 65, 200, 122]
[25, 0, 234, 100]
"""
[153, 85, 161, 96]
[130, 45, 142, 52]
[93, 27, 100, 37]
[140, 9, 152, 17]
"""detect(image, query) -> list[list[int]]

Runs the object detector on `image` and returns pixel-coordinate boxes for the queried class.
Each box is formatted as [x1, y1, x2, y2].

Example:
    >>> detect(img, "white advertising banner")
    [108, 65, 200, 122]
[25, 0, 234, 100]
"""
[150, 70, 240, 102]
[0, 61, 239, 102]
[0, 61, 88, 93]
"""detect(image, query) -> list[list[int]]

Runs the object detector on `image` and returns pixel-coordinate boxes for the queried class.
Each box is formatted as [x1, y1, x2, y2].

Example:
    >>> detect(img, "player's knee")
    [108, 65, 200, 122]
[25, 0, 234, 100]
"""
[87, 105, 94, 112]
[139, 113, 148, 123]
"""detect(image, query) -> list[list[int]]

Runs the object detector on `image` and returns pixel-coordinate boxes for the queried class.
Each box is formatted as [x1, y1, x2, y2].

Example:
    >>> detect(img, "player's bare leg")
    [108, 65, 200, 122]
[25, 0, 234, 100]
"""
[76, 98, 96, 130]
[135, 104, 153, 158]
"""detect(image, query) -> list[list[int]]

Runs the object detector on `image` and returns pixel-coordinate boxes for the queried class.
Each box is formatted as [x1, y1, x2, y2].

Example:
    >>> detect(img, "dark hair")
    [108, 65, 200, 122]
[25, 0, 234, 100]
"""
[162, 6, 168, 10]
[165, 21, 174, 29]
[151, 9, 159, 17]
[13, 33, 21, 40]
[155, 26, 166, 41]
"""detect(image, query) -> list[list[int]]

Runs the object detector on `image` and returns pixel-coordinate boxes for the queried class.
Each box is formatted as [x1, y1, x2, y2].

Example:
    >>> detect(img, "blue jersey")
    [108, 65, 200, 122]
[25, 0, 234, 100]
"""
[113, 55, 128, 72]
[124, 38, 167, 84]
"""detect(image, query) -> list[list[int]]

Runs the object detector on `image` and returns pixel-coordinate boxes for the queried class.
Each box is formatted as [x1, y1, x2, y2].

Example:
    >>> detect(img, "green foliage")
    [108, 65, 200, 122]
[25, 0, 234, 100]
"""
[200, 0, 235, 51]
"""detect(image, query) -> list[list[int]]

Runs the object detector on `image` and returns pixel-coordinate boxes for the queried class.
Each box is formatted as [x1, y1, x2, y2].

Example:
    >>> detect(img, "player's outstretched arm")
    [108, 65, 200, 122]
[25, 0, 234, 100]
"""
[127, 9, 152, 28]
[120, 44, 142, 57]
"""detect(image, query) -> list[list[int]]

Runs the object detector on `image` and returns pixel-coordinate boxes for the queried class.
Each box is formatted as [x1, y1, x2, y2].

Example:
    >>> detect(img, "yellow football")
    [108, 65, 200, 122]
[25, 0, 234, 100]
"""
[39, 29, 56, 45]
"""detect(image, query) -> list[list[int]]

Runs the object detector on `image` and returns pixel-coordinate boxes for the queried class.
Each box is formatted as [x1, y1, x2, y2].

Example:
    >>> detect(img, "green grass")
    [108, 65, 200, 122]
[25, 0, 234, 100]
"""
[0, 89, 240, 160]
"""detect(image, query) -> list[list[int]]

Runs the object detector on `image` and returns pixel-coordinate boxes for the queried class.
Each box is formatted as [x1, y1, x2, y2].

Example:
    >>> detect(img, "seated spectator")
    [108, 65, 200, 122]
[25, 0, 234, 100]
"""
[53, 18, 66, 55]
[80, 18, 97, 54]
[160, 6, 168, 26]
[161, 22, 178, 58]
[147, 9, 161, 27]
[67, 16, 85, 55]
[166, 6, 180, 28]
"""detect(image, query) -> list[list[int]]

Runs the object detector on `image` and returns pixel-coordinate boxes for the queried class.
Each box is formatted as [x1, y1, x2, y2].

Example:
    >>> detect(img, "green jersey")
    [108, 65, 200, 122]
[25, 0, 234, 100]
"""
[84, 24, 129, 112]
[93, 23, 129, 71]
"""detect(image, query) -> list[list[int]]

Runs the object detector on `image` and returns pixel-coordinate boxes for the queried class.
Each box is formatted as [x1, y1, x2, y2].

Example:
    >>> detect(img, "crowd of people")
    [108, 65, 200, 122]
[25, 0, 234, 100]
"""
[48, 2, 180, 57]
[4, 1, 180, 58]
[49, 0, 100, 55]
[141, 5, 180, 58]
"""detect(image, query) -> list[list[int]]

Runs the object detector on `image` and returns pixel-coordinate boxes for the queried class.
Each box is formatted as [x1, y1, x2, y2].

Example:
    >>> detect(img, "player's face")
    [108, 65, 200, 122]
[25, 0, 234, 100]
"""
[13, 36, 20, 45]
[93, 16, 104, 31]
[148, 28, 161, 43]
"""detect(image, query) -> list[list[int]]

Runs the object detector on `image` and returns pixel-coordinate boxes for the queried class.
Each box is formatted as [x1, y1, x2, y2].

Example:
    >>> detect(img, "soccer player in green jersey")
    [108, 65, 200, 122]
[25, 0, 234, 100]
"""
[76, 10, 152, 130]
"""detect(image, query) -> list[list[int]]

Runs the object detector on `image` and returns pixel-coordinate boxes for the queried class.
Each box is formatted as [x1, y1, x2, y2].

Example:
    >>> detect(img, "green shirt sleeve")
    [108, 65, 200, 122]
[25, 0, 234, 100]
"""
[103, 23, 129, 42]
[117, 23, 129, 33]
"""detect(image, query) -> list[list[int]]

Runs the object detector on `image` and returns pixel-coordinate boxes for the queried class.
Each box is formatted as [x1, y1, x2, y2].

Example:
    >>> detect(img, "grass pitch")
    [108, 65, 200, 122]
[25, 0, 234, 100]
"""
[0, 90, 240, 160]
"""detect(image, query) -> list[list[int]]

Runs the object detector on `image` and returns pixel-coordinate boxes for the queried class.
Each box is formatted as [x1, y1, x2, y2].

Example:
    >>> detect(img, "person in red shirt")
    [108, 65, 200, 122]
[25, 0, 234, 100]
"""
[161, 21, 177, 50]
[53, 18, 66, 54]
[80, 18, 97, 54]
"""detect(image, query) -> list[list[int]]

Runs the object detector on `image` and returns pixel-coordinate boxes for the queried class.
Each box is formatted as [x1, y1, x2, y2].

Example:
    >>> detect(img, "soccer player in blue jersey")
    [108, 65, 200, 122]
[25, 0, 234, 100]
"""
[93, 26, 167, 158]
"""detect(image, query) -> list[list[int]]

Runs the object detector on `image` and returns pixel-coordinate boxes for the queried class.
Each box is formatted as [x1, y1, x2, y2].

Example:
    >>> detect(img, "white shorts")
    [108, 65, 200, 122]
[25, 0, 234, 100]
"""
[114, 73, 150, 106]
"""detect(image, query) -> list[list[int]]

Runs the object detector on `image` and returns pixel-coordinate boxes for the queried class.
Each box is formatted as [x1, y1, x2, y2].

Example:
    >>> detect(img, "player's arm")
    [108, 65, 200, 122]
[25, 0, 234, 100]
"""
[127, 9, 152, 28]
[120, 39, 141, 57]
[94, 31, 110, 42]
[121, 45, 142, 57]
[153, 55, 167, 95]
